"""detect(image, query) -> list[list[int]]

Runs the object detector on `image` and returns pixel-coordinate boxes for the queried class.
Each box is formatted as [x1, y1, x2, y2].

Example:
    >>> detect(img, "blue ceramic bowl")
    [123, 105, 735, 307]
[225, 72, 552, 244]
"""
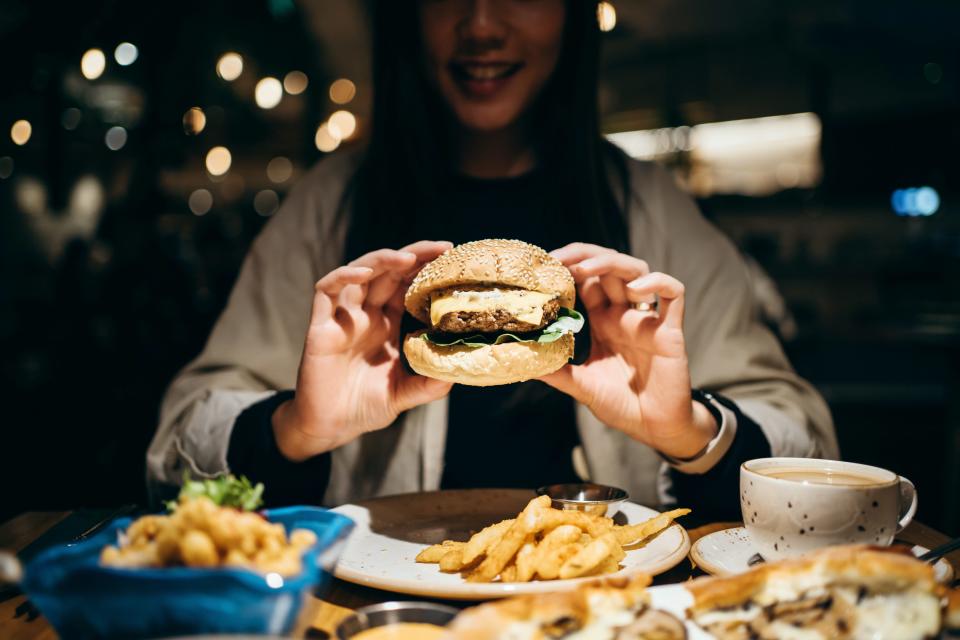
[21, 506, 355, 640]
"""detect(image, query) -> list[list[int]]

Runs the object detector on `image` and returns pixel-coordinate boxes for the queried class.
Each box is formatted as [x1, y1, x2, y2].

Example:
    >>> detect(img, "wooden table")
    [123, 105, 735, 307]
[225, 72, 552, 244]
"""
[2, 512, 956, 639]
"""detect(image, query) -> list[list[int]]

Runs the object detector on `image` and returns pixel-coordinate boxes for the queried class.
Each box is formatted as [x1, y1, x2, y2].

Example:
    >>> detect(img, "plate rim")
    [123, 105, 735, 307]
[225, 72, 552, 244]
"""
[689, 525, 955, 583]
[330, 498, 691, 600]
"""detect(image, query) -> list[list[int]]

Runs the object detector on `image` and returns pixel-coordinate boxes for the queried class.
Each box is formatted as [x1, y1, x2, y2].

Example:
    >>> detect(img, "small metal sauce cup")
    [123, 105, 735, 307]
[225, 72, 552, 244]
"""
[336, 601, 459, 639]
[536, 483, 630, 518]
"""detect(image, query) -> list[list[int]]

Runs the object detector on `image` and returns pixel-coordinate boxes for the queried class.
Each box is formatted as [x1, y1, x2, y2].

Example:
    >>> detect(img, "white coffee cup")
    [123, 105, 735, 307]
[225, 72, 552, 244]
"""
[741, 457, 917, 561]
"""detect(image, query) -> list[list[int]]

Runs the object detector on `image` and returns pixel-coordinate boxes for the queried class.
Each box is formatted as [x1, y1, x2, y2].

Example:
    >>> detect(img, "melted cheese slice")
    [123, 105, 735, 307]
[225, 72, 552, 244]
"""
[429, 288, 556, 327]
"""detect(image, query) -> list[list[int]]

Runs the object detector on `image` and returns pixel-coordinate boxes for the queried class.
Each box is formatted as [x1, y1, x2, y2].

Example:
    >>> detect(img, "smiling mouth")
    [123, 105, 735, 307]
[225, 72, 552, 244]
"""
[449, 61, 523, 82]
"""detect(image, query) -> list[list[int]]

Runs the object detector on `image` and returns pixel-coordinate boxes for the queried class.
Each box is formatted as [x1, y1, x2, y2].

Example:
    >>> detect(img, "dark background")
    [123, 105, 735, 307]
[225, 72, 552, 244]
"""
[1, 0, 958, 534]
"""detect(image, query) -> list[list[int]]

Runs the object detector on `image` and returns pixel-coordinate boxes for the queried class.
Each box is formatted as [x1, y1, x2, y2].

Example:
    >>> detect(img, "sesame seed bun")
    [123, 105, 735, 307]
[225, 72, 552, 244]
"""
[403, 331, 574, 387]
[404, 239, 576, 325]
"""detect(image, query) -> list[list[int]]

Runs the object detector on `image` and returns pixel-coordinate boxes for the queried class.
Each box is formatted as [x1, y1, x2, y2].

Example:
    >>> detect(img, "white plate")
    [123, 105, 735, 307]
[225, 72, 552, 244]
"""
[330, 490, 690, 600]
[690, 526, 955, 583]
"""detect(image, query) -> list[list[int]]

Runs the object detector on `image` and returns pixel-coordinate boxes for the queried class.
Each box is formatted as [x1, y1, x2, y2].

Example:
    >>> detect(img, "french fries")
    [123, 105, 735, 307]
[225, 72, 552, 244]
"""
[416, 496, 690, 583]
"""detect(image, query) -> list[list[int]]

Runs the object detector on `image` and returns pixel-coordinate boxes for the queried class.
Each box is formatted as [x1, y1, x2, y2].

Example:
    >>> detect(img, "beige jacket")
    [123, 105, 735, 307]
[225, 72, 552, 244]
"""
[147, 152, 838, 507]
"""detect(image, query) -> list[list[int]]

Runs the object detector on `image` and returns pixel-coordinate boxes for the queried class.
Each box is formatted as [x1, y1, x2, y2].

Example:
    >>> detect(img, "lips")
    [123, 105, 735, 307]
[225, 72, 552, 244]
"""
[448, 60, 523, 98]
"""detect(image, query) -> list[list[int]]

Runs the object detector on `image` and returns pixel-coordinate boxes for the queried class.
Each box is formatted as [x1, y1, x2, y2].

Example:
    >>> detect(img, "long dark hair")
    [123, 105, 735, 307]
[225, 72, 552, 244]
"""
[343, 0, 630, 260]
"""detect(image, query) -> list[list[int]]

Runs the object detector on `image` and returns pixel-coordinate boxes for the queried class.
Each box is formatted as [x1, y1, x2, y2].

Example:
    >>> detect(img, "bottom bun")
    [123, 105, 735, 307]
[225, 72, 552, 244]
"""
[403, 330, 574, 387]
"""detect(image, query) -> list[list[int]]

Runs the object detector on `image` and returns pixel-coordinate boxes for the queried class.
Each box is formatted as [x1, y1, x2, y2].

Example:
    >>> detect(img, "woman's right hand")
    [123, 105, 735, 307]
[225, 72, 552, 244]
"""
[272, 240, 454, 461]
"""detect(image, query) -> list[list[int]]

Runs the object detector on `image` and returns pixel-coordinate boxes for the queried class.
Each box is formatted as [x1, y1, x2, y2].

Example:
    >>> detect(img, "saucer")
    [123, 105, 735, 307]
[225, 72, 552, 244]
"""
[690, 526, 954, 583]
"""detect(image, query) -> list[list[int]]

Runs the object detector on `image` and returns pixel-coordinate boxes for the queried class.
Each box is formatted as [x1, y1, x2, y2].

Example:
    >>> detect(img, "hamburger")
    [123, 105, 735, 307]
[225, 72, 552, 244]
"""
[402, 239, 584, 387]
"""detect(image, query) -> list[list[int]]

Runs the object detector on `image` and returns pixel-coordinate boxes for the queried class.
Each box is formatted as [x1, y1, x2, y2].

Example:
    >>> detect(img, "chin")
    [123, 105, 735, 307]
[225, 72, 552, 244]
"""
[449, 103, 525, 134]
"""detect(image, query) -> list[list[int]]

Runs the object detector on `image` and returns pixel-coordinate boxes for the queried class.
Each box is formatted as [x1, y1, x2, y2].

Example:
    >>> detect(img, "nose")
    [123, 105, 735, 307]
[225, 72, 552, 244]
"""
[457, 0, 507, 49]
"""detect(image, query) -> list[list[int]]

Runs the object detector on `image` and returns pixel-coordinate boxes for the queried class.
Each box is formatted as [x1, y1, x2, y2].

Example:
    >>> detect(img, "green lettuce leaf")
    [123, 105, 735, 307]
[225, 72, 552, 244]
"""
[422, 308, 584, 349]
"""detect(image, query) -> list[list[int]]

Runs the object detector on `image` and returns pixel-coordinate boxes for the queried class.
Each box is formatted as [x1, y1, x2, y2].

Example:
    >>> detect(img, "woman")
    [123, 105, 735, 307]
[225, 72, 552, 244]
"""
[148, 0, 837, 518]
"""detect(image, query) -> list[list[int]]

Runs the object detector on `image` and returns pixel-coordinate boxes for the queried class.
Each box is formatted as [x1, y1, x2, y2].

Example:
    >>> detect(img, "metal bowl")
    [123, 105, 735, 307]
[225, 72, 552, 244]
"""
[536, 483, 630, 518]
[336, 601, 459, 639]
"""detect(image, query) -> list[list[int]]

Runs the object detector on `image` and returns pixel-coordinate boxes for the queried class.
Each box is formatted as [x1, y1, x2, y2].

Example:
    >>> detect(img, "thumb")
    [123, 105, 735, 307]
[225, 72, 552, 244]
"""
[538, 364, 590, 405]
[393, 374, 453, 413]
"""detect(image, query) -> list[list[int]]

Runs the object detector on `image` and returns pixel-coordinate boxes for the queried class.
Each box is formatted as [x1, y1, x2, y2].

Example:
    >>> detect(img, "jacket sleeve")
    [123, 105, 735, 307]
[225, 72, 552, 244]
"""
[145, 158, 352, 499]
[629, 161, 838, 465]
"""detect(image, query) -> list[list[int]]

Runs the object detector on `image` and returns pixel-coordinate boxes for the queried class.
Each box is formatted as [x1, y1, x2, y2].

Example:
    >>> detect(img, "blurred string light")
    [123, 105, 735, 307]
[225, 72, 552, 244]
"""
[283, 71, 308, 95]
[314, 123, 340, 152]
[205, 146, 232, 176]
[81, 48, 106, 80]
[329, 78, 356, 104]
[105, 126, 127, 150]
[923, 62, 943, 85]
[597, 2, 617, 32]
[216, 53, 243, 81]
[0, 157, 13, 179]
[267, 156, 293, 183]
[188, 189, 213, 215]
[892, 187, 940, 217]
[11, 119, 32, 145]
[254, 190, 280, 216]
[114, 42, 138, 66]
[61, 108, 82, 130]
[255, 77, 283, 109]
[183, 107, 206, 135]
[328, 110, 357, 139]
[607, 112, 821, 197]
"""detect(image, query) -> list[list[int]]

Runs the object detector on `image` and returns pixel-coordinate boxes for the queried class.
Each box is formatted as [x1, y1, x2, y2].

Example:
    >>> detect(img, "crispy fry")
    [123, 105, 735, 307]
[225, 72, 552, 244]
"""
[468, 497, 551, 582]
[515, 539, 538, 582]
[414, 497, 689, 584]
[591, 556, 621, 576]
[461, 519, 514, 565]
[536, 542, 583, 580]
[416, 540, 464, 563]
[559, 532, 620, 579]
[614, 508, 691, 546]
[538, 509, 614, 538]
[439, 548, 465, 572]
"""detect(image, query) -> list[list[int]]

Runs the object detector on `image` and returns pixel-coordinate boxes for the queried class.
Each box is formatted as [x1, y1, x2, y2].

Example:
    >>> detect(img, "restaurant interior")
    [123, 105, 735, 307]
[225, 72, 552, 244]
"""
[1, 0, 958, 539]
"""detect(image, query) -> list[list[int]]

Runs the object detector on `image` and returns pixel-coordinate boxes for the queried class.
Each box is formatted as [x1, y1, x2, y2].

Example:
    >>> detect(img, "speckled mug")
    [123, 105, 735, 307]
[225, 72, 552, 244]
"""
[741, 457, 917, 561]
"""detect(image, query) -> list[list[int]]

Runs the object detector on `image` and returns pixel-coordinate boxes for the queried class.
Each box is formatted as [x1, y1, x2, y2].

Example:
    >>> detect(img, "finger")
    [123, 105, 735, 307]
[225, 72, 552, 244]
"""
[568, 253, 650, 283]
[626, 272, 685, 329]
[538, 365, 591, 406]
[366, 271, 406, 309]
[349, 248, 418, 271]
[400, 239, 453, 261]
[549, 243, 616, 266]
[579, 276, 609, 311]
[599, 274, 627, 306]
[393, 374, 453, 414]
[345, 250, 418, 309]
[313, 266, 375, 322]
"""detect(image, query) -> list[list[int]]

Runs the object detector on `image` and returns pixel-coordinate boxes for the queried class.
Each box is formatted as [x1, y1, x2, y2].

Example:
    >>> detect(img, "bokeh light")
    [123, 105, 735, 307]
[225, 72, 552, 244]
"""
[105, 126, 128, 150]
[188, 189, 213, 215]
[314, 124, 340, 152]
[328, 110, 356, 139]
[255, 77, 283, 109]
[205, 146, 232, 176]
[254, 190, 280, 216]
[597, 2, 617, 32]
[81, 48, 106, 80]
[216, 53, 243, 81]
[114, 42, 138, 66]
[183, 107, 207, 135]
[892, 186, 940, 217]
[11, 119, 32, 146]
[0, 156, 13, 179]
[283, 71, 309, 95]
[267, 157, 293, 183]
[61, 108, 82, 130]
[329, 78, 356, 104]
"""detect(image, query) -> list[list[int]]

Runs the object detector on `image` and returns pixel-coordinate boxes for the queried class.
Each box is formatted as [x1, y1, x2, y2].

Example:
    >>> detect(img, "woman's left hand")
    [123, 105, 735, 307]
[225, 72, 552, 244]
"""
[539, 243, 719, 459]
